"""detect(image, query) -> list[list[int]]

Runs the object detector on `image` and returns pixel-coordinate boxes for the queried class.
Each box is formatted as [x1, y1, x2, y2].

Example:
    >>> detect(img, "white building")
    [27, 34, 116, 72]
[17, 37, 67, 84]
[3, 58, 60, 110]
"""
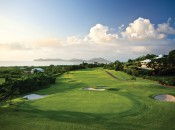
[140, 54, 164, 69]
[31, 68, 44, 74]
[140, 59, 151, 68]
[154, 54, 163, 59]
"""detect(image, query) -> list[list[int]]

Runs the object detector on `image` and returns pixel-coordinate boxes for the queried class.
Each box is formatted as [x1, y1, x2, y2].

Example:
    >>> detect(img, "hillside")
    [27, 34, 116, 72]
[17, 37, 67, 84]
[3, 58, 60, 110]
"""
[87, 57, 111, 63]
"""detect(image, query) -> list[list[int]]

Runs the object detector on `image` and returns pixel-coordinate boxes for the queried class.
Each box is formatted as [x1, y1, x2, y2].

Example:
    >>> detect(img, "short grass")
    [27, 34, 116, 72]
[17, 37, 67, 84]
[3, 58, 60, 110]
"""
[0, 68, 175, 130]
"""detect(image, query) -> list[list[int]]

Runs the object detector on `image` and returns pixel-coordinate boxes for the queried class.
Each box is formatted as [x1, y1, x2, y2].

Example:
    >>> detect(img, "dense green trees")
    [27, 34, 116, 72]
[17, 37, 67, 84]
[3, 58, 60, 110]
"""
[104, 61, 123, 71]
[134, 54, 157, 62]
[147, 50, 175, 75]
[168, 50, 175, 66]
[0, 80, 19, 104]
[114, 61, 123, 71]
[0, 73, 56, 103]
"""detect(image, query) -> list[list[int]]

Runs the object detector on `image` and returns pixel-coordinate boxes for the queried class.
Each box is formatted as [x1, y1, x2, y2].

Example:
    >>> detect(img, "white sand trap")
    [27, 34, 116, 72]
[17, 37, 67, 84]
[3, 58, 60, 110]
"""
[23, 94, 46, 100]
[83, 87, 105, 91]
[154, 94, 175, 102]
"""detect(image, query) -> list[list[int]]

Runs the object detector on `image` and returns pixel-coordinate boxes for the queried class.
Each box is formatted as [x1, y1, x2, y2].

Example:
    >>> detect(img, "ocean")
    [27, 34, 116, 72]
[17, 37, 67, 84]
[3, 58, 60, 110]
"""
[0, 61, 83, 67]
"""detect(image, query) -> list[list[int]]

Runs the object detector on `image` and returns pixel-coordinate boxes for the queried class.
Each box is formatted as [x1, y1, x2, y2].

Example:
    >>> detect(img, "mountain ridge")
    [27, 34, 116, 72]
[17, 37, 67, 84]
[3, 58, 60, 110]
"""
[34, 57, 111, 63]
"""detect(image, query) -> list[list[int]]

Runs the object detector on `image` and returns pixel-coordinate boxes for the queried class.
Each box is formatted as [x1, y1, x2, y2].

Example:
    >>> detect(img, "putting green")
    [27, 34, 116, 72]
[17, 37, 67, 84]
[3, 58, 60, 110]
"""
[29, 91, 134, 114]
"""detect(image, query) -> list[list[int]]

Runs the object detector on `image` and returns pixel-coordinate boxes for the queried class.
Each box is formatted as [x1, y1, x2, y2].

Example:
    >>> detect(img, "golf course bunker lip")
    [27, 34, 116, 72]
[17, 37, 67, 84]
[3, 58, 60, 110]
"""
[23, 94, 47, 100]
[83, 87, 106, 91]
[154, 94, 175, 102]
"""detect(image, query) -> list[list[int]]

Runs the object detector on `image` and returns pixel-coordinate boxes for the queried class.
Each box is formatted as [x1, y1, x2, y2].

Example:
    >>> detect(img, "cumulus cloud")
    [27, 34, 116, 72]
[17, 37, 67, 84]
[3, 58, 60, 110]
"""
[131, 46, 150, 54]
[0, 42, 32, 50]
[157, 23, 175, 34]
[88, 24, 118, 43]
[65, 36, 84, 45]
[118, 24, 125, 31]
[122, 17, 165, 40]
[34, 38, 63, 47]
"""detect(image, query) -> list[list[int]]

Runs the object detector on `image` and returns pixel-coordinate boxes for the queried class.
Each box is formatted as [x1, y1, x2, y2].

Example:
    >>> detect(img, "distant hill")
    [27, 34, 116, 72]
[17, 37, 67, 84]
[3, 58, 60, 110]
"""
[34, 57, 111, 63]
[87, 58, 111, 63]
[34, 58, 65, 61]
[68, 58, 84, 62]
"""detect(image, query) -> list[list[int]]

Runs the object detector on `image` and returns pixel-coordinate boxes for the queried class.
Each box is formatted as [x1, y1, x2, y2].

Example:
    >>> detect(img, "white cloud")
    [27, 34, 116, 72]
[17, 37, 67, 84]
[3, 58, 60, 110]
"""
[65, 36, 84, 45]
[0, 42, 32, 50]
[88, 24, 118, 43]
[34, 38, 63, 47]
[122, 17, 165, 40]
[131, 46, 150, 54]
[118, 24, 125, 31]
[157, 23, 175, 34]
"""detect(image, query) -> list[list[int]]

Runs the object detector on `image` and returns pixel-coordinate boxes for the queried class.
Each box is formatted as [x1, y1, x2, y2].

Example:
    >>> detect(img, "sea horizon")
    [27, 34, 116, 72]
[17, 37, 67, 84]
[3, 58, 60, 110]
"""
[0, 61, 83, 67]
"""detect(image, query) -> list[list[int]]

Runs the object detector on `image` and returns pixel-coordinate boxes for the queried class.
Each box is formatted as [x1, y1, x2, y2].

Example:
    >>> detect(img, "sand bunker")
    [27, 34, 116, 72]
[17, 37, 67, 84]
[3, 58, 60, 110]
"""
[154, 94, 175, 102]
[23, 94, 46, 100]
[83, 87, 105, 91]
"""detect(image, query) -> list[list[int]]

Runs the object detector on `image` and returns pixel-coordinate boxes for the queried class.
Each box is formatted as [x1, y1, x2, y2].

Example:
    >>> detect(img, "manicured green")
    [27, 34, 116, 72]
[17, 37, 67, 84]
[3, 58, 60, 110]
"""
[0, 68, 175, 130]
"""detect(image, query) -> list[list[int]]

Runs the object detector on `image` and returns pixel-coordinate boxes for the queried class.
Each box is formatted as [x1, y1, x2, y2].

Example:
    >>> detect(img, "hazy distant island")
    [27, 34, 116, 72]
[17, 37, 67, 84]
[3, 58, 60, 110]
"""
[34, 57, 111, 63]
[33, 58, 65, 61]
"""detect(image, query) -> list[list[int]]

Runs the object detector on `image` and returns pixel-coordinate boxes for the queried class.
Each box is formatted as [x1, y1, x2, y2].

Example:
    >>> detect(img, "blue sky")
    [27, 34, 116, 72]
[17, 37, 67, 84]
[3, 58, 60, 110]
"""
[0, 0, 175, 61]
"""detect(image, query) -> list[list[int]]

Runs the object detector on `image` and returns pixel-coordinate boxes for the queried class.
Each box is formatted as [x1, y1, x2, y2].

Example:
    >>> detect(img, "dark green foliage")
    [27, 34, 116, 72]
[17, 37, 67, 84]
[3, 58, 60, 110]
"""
[168, 50, 175, 66]
[123, 69, 132, 75]
[127, 59, 133, 62]
[104, 60, 123, 71]
[114, 60, 124, 71]
[147, 51, 175, 75]
[130, 76, 136, 80]
[0, 79, 19, 103]
[0, 74, 56, 102]
[134, 54, 157, 61]
[143, 76, 175, 86]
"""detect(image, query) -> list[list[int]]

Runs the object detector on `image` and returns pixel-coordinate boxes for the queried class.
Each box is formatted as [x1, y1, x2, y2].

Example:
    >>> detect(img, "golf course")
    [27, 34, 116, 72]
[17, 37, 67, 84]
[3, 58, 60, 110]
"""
[0, 68, 175, 130]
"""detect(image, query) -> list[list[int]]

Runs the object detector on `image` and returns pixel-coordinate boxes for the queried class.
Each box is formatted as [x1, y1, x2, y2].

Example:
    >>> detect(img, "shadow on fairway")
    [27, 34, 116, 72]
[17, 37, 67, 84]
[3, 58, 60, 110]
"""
[37, 76, 88, 95]
[7, 102, 143, 130]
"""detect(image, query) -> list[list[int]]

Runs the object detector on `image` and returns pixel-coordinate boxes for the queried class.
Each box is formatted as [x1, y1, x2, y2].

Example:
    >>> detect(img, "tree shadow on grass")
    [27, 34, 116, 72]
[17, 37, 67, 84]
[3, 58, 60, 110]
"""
[13, 103, 142, 130]
[36, 76, 88, 95]
[14, 104, 105, 125]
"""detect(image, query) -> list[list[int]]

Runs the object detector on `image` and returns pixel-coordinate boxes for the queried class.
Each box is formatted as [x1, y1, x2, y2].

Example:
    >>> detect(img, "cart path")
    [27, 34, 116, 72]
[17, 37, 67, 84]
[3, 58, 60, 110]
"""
[104, 70, 119, 80]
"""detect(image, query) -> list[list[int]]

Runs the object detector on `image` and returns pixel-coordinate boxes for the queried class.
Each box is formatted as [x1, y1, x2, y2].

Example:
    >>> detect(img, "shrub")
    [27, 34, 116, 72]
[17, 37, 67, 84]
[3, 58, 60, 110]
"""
[130, 76, 136, 81]
[124, 69, 132, 75]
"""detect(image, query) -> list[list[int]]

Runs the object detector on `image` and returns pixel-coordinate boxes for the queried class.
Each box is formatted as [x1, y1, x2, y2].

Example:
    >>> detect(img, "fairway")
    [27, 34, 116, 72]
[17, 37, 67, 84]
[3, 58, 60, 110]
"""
[0, 68, 175, 130]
